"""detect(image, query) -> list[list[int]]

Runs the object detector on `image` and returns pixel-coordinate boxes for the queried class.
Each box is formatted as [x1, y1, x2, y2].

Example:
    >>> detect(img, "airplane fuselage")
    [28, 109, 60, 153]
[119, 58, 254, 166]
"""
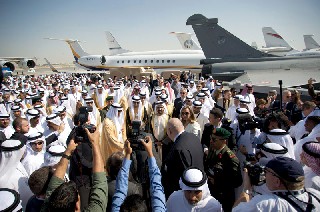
[77, 53, 205, 70]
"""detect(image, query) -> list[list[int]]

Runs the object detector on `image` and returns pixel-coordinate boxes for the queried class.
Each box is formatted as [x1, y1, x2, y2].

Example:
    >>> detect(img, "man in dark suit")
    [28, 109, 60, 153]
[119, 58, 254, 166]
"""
[201, 108, 237, 154]
[172, 88, 187, 118]
[151, 74, 160, 93]
[267, 90, 280, 109]
[161, 118, 204, 199]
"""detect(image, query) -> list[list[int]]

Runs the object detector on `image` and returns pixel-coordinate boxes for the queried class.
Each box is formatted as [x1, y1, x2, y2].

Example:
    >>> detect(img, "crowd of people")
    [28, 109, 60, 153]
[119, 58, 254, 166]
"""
[0, 72, 319, 211]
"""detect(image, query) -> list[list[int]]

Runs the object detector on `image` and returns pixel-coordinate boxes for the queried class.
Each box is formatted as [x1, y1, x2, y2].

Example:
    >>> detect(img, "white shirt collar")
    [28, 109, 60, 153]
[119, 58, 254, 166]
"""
[173, 130, 184, 142]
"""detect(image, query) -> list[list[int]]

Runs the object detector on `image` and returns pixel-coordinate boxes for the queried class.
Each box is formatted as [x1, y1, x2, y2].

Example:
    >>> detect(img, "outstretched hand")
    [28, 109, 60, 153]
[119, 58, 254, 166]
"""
[124, 140, 132, 159]
[141, 136, 154, 157]
[85, 125, 100, 146]
[66, 139, 78, 156]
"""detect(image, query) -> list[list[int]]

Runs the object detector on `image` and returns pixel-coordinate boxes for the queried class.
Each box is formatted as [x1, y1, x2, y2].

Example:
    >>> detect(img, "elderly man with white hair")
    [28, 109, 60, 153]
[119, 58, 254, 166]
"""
[166, 167, 222, 211]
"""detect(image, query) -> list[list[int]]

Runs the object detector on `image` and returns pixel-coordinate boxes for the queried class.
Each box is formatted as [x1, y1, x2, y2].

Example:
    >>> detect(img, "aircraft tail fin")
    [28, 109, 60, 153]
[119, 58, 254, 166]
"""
[170, 32, 201, 50]
[303, 35, 320, 50]
[105, 31, 129, 55]
[186, 14, 269, 59]
[44, 58, 59, 72]
[262, 27, 292, 49]
[44, 38, 89, 62]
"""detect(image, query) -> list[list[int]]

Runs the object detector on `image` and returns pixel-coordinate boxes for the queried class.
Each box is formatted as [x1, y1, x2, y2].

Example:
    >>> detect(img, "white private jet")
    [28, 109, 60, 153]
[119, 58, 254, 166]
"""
[258, 28, 320, 57]
[260, 27, 298, 56]
[46, 35, 205, 71]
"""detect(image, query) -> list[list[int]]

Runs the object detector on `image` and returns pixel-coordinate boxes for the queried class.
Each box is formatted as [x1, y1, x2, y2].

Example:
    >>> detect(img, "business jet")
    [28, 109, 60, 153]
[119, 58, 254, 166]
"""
[260, 27, 299, 56]
[0, 57, 36, 72]
[46, 36, 205, 71]
[261, 27, 320, 57]
[186, 14, 320, 76]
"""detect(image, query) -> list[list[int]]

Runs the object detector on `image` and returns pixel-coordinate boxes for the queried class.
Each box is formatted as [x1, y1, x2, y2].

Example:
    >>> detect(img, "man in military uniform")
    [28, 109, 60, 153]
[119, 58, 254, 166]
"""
[205, 128, 243, 212]
[100, 96, 114, 121]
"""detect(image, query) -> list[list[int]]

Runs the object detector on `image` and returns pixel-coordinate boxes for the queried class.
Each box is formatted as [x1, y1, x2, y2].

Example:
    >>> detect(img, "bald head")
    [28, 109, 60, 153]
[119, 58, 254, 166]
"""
[167, 118, 184, 141]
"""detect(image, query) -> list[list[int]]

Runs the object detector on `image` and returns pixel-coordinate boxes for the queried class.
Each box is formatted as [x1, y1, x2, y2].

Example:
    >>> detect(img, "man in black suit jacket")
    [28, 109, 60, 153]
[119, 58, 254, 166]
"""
[201, 108, 237, 153]
[172, 88, 187, 118]
[161, 118, 204, 199]
[267, 90, 280, 110]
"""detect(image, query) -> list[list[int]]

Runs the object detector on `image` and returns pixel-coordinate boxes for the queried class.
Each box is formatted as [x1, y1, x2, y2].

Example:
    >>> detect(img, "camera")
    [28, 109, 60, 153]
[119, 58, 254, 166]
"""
[238, 114, 264, 133]
[243, 161, 266, 186]
[128, 120, 147, 150]
[221, 117, 231, 127]
[75, 106, 96, 143]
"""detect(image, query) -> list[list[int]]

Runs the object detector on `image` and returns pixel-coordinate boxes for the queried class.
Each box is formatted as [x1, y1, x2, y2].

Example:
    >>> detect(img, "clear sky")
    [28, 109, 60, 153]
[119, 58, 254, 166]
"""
[1, 0, 320, 65]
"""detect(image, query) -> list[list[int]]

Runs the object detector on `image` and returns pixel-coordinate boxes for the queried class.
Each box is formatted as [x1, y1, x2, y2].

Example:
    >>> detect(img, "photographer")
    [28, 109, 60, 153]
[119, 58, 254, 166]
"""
[243, 142, 292, 197]
[232, 108, 261, 167]
[112, 137, 166, 212]
[41, 127, 107, 212]
[67, 108, 97, 210]
[233, 157, 320, 211]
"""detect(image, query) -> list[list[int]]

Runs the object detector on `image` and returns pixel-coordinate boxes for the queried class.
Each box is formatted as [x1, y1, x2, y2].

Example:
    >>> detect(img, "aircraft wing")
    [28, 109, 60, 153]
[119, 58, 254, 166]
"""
[0, 57, 34, 62]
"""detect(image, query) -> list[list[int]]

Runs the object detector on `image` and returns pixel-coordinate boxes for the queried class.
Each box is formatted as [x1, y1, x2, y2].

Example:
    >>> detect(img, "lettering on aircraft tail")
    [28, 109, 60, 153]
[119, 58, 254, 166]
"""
[267, 33, 283, 39]
[218, 36, 226, 45]
[184, 40, 194, 49]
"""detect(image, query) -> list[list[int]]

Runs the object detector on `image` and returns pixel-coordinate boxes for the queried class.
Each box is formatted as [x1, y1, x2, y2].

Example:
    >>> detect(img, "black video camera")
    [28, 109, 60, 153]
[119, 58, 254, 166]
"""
[75, 106, 96, 143]
[243, 161, 266, 186]
[128, 120, 147, 150]
[238, 114, 264, 133]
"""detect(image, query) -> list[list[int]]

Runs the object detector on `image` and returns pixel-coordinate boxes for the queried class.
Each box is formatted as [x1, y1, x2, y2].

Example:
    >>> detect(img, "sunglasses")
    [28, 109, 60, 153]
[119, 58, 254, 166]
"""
[181, 112, 190, 116]
[31, 141, 43, 146]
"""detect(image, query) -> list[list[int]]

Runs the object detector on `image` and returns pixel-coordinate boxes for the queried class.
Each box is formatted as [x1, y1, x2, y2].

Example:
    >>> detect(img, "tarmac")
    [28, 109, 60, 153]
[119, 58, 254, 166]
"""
[11, 65, 320, 99]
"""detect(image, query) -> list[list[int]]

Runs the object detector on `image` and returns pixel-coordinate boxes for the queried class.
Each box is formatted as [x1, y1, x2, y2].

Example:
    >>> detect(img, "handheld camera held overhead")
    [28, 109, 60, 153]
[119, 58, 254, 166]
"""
[75, 106, 96, 143]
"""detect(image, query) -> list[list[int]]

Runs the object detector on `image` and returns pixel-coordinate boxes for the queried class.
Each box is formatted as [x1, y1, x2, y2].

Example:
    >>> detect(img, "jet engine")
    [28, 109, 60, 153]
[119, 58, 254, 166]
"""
[18, 59, 36, 69]
[0, 61, 15, 71]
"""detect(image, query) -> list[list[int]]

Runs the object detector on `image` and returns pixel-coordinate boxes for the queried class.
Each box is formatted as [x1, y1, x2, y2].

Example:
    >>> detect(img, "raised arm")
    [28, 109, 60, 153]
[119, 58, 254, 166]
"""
[85, 127, 104, 173]
[85, 126, 108, 211]
[111, 140, 132, 211]
[142, 136, 166, 211]
[54, 139, 77, 179]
